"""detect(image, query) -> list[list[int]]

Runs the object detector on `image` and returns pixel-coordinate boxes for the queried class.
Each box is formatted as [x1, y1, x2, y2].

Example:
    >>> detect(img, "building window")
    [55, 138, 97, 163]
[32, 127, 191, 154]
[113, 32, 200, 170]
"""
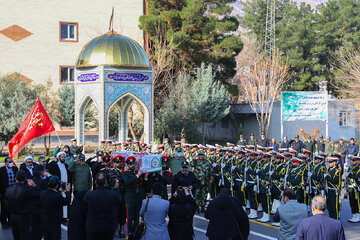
[339, 111, 351, 126]
[59, 22, 78, 42]
[221, 118, 229, 129]
[60, 66, 75, 83]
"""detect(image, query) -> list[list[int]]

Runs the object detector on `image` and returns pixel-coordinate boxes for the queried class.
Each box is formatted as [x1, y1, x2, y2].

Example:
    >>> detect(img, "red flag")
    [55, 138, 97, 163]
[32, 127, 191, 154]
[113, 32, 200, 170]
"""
[8, 97, 55, 158]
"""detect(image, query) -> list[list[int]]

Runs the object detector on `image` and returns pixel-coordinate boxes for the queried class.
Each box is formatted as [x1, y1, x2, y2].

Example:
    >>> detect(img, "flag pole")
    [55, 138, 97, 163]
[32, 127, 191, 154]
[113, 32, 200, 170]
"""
[54, 130, 61, 144]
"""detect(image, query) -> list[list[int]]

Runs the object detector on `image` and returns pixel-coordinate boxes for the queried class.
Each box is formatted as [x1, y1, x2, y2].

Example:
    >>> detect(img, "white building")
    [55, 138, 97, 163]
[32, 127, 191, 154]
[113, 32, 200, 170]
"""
[0, 0, 145, 89]
[204, 97, 359, 143]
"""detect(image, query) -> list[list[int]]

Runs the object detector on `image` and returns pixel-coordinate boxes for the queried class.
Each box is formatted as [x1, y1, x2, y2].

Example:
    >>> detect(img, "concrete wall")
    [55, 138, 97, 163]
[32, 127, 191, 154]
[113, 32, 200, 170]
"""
[0, 0, 144, 90]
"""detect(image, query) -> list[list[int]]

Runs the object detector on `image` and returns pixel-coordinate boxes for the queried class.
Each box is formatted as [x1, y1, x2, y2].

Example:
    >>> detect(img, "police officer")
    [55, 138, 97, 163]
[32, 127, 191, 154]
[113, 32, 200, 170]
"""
[171, 160, 199, 196]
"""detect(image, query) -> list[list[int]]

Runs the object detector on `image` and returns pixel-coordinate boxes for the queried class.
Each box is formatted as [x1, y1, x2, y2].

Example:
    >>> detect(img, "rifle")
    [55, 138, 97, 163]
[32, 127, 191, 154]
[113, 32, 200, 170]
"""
[307, 161, 312, 195]
[243, 157, 249, 188]
[255, 159, 260, 194]
[230, 156, 235, 195]
[219, 155, 225, 186]
[324, 161, 329, 194]
[268, 160, 272, 197]
[284, 161, 291, 189]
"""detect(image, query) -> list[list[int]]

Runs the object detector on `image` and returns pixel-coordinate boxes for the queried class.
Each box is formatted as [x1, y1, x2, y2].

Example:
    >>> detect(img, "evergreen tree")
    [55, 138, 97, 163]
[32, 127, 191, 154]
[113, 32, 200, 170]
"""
[0, 74, 38, 143]
[139, 0, 242, 95]
[191, 63, 230, 143]
[58, 84, 75, 127]
[155, 74, 201, 142]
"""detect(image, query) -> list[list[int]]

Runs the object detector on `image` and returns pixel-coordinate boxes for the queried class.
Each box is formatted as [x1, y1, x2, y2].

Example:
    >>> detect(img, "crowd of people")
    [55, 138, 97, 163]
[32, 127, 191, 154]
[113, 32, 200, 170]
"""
[0, 133, 358, 240]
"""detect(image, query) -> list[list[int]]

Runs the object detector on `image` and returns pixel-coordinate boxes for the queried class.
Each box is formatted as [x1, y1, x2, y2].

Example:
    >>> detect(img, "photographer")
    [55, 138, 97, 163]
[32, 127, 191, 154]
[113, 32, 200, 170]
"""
[40, 176, 71, 240]
[168, 186, 197, 240]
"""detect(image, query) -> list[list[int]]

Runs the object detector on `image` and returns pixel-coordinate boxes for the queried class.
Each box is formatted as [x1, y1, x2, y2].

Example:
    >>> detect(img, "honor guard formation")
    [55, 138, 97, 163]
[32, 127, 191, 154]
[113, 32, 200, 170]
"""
[95, 133, 360, 224]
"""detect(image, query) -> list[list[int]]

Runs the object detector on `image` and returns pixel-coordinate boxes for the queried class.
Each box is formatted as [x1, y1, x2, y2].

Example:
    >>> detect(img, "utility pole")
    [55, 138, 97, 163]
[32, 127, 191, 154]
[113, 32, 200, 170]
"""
[264, 0, 276, 59]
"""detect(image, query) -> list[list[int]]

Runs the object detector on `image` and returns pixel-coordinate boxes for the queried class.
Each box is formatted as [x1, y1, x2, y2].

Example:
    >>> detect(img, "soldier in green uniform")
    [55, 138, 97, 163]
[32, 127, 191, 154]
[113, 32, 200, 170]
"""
[193, 150, 211, 212]
[169, 147, 186, 175]
[325, 157, 342, 220]
[257, 153, 272, 222]
[163, 138, 172, 156]
[247, 133, 257, 146]
[70, 138, 83, 155]
[246, 151, 259, 219]
[303, 136, 315, 155]
[347, 156, 360, 223]
[105, 140, 113, 154]
[122, 156, 144, 237]
[133, 140, 140, 152]
[99, 140, 106, 152]
[286, 157, 305, 203]
[208, 146, 219, 199]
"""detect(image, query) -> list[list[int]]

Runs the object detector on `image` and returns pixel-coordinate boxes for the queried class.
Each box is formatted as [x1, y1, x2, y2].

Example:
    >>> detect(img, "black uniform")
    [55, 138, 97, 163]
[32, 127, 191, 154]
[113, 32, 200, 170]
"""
[171, 171, 199, 195]
[31, 176, 49, 240]
[40, 189, 71, 240]
[326, 166, 342, 220]
[0, 165, 18, 227]
[6, 182, 40, 240]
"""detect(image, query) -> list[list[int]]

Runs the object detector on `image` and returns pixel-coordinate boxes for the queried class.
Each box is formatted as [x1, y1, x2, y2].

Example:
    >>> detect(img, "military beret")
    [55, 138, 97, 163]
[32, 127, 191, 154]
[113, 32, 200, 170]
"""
[352, 156, 360, 161]
[263, 153, 271, 158]
[279, 148, 287, 153]
[298, 154, 307, 160]
[112, 155, 124, 162]
[162, 155, 170, 162]
[126, 156, 136, 164]
[16, 170, 26, 181]
[102, 155, 111, 162]
[331, 152, 341, 158]
[277, 154, 285, 159]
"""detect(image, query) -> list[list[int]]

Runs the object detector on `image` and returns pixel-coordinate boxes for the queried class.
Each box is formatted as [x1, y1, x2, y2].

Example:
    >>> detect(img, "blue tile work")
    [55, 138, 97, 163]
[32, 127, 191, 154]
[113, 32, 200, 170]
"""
[104, 83, 152, 112]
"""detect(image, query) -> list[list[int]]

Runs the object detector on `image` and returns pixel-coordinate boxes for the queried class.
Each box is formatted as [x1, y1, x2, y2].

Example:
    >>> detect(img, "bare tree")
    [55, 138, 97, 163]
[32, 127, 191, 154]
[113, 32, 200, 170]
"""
[148, 21, 188, 110]
[235, 37, 291, 134]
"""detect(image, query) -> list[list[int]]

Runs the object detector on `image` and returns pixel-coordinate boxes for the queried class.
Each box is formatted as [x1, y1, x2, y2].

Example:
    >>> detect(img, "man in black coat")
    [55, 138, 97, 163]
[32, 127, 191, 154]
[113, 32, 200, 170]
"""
[31, 165, 49, 240]
[257, 132, 269, 148]
[290, 135, 303, 153]
[171, 161, 199, 195]
[5, 170, 40, 240]
[205, 188, 249, 240]
[40, 176, 71, 240]
[83, 172, 122, 240]
[20, 155, 38, 179]
[0, 157, 18, 228]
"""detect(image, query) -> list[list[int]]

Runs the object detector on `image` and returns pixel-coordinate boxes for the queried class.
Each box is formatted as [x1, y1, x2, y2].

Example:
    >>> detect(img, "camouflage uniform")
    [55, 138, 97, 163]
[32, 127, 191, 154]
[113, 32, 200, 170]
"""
[193, 158, 211, 208]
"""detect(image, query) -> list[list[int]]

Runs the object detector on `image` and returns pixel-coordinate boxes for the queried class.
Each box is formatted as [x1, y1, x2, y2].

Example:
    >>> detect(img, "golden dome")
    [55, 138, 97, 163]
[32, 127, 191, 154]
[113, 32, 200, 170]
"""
[76, 31, 149, 68]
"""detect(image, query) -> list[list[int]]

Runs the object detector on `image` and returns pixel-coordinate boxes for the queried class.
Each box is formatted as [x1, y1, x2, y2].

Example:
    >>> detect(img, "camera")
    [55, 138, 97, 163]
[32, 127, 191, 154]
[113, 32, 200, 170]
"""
[59, 181, 67, 189]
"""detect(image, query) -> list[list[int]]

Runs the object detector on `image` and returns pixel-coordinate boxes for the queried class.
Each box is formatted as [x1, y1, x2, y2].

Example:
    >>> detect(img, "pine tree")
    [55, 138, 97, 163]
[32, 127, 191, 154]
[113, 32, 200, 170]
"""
[191, 63, 230, 143]
[58, 84, 75, 127]
[139, 0, 242, 95]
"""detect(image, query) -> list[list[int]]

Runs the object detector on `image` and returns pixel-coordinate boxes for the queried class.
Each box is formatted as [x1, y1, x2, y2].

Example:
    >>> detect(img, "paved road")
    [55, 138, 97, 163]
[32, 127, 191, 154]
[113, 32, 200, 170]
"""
[1, 198, 359, 240]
